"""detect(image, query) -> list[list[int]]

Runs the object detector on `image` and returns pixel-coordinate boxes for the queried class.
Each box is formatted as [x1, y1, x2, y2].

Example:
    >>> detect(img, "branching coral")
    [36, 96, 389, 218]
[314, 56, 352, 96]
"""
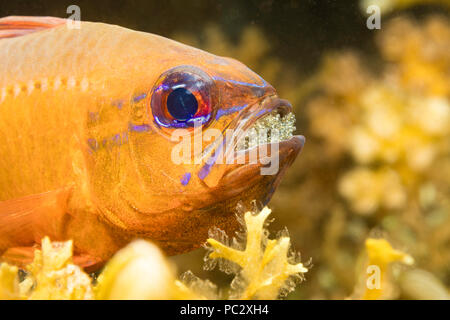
[0, 207, 307, 300]
[360, 238, 414, 300]
[26, 237, 94, 299]
[203, 207, 308, 299]
[353, 238, 448, 300]
[0, 237, 93, 300]
[0, 263, 20, 299]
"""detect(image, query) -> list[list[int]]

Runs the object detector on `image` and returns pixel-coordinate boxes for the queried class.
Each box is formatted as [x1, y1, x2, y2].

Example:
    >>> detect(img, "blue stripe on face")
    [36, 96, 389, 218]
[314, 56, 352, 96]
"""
[86, 131, 128, 153]
[198, 163, 212, 180]
[133, 93, 147, 102]
[129, 123, 151, 132]
[197, 142, 224, 180]
[180, 172, 191, 186]
[212, 75, 267, 88]
[215, 104, 247, 120]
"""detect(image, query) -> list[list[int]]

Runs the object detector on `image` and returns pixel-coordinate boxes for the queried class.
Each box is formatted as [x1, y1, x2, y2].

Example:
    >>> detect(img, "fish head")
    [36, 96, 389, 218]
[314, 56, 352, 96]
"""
[100, 42, 304, 254]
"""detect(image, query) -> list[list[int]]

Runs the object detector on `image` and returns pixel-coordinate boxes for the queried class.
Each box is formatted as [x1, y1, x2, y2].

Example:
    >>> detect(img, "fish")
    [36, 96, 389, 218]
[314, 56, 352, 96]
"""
[0, 16, 304, 270]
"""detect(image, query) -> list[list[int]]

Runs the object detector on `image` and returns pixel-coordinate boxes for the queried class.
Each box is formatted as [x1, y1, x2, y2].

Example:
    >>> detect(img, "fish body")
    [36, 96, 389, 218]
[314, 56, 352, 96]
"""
[0, 17, 303, 269]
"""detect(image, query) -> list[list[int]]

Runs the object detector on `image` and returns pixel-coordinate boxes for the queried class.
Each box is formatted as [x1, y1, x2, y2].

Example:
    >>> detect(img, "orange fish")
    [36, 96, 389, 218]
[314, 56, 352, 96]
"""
[0, 16, 303, 270]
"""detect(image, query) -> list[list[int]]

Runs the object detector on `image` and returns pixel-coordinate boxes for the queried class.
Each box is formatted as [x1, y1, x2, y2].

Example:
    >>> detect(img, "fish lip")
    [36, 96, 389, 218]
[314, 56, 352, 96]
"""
[227, 134, 304, 176]
[217, 134, 304, 200]
[233, 134, 304, 159]
[198, 96, 301, 185]
[217, 94, 303, 190]
[241, 95, 293, 129]
[199, 95, 295, 175]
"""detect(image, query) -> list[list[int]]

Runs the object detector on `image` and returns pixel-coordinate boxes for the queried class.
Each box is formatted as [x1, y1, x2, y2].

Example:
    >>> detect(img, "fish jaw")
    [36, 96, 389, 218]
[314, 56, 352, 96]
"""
[147, 135, 304, 255]
[154, 96, 304, 254]
[218, 135, 304, 199]
[103, 121, 304, 257]
[198, 96, 302, 188]
[151, 111, 304, 255]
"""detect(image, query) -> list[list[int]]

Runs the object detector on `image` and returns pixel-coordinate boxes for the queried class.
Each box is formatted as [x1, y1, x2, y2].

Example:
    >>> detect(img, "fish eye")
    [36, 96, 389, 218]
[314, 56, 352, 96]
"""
[166, 87, 198, 121]
[150, 66, 217, 128]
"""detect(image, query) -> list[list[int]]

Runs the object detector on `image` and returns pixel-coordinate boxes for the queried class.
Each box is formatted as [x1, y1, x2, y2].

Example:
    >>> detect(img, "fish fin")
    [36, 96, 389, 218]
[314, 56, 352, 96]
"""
[0, 16, 66, 39]
[73, 254, 104, 272]
[1, 247, 103, 272]
[0, 246, 37, 268]
[0, 186, 73, 252]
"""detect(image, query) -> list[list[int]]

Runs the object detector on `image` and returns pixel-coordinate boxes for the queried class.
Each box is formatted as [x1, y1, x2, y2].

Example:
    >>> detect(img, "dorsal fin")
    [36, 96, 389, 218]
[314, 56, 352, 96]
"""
[0, 16, 66, 39]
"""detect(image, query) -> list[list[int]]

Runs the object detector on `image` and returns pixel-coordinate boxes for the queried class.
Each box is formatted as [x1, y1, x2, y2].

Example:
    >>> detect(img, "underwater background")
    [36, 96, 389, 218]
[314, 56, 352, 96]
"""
[0, 0, 449, 299]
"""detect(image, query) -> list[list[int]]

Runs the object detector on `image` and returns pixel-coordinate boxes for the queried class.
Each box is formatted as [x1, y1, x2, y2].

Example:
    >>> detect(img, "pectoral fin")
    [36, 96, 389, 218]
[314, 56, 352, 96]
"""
[73, 254, 104, 272]
[2, 246, 104, 272]
[0, 187, 73, 253]
[0, 246, 37, 268]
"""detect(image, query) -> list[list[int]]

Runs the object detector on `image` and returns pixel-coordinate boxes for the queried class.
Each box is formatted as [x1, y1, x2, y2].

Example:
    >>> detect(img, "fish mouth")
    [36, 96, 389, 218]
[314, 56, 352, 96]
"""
[216, 96, 304, 192]
[225, 95, 304, 160]
[235, 97, 296, 152]
[235, 111, 297, 151]
[167, 95, 304, 192]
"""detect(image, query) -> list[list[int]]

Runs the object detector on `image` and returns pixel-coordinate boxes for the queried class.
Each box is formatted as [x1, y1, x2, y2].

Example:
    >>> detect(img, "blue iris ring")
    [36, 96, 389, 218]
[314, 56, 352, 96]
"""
[149, 65, 217, 130]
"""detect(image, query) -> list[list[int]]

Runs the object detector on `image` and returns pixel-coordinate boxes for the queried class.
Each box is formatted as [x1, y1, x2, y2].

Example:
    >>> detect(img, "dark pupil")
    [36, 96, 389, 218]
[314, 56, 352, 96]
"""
[166, 87, 198, 121]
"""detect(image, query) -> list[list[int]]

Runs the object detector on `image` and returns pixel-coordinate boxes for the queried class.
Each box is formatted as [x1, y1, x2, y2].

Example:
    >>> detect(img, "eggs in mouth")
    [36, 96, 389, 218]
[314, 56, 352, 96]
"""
[236, 111, 296, 151]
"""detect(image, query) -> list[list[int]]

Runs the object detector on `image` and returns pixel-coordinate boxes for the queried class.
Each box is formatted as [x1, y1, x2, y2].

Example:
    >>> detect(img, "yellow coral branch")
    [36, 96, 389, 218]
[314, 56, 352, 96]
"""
[206, 238, 246, 266]
[205, 206, 308, 300]
[362, 238, 414, 300]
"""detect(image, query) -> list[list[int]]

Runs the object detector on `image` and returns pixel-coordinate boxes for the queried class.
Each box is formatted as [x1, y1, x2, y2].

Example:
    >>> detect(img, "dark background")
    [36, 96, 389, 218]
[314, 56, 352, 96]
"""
[0, 0, 443, 76]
